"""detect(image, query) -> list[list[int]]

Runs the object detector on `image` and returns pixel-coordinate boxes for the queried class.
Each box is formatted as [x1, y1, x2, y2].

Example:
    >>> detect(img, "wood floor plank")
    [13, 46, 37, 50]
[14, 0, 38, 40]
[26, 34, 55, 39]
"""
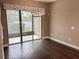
[4, 39, 79, 59]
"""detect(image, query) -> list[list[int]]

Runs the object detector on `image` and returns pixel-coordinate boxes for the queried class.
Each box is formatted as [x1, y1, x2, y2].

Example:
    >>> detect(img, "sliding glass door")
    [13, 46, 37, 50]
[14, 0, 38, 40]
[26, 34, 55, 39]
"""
[6, 10, 42, 44]
[21, 11, 33, 42]
[6, 10, 33, 44]
[6, 10, 21, 44]
[33, 16, 42, 40]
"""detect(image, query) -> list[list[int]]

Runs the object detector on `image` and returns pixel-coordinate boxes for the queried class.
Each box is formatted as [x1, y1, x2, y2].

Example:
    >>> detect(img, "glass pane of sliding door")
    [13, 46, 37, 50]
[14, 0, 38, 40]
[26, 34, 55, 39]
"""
[21, 11, 33, 42]
[6, 10, 21, 44]
[33, 16, 42, 40]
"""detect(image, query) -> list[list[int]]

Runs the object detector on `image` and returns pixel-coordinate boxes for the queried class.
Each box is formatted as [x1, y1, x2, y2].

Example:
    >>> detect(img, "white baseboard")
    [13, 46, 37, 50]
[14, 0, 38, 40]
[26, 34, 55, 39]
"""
[45, 36, 79, 50]
[42, 36, 49, 39]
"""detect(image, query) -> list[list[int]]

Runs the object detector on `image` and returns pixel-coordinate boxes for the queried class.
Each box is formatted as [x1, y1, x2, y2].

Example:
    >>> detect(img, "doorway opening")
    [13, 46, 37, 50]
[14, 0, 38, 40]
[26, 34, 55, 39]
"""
[6, 10, 42, 44]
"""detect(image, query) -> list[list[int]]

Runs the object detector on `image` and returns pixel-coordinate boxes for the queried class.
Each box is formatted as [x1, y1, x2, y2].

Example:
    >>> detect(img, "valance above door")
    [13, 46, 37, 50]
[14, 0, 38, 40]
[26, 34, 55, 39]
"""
[3, 3, 45, 16]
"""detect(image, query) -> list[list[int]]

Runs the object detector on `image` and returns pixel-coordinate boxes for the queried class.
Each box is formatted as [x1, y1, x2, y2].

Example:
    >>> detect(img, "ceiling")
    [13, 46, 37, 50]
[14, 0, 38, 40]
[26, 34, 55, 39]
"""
[34, 0, 56, 3]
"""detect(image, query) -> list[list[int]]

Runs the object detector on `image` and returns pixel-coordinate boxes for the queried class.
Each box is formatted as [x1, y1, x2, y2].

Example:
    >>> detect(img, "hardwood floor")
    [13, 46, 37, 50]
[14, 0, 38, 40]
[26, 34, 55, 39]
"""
[4, 39, 79, 59]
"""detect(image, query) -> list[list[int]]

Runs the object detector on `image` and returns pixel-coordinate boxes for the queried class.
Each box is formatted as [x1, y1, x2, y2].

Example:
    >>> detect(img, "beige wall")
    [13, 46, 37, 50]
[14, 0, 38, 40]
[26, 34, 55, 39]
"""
[50, 0, 79, 46]
[0, 7, 4, 59]
[0, 0, 50, 45]
[43, 3, 50, 37]
[1, 7, 8, 45]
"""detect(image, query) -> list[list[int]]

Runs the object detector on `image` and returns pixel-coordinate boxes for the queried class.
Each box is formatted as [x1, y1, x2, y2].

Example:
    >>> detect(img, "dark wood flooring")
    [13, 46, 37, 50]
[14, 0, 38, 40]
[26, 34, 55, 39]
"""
[4, 39, 79, 59]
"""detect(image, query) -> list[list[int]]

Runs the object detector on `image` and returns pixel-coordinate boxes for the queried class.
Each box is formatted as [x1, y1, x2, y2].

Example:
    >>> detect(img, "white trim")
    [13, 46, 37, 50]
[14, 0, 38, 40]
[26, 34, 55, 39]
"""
[3, 44, 9, 48]
[45, 36, 79, 50]
[1, 46, 5, 59]
[42, 36, 49, 39]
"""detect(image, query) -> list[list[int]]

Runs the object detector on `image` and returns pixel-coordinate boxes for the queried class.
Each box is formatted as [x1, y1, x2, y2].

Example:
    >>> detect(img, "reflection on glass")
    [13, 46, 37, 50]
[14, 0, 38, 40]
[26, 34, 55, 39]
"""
[21, 11, 32, 41]
[6, 10, 20, 44]
[21, 11, 32, 33]
[33, 17, 41, 39]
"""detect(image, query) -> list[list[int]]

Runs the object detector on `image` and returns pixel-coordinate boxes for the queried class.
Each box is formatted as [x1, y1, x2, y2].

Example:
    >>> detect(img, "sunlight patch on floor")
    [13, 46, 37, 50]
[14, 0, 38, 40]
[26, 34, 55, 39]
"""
[9, 35, 41, 44]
